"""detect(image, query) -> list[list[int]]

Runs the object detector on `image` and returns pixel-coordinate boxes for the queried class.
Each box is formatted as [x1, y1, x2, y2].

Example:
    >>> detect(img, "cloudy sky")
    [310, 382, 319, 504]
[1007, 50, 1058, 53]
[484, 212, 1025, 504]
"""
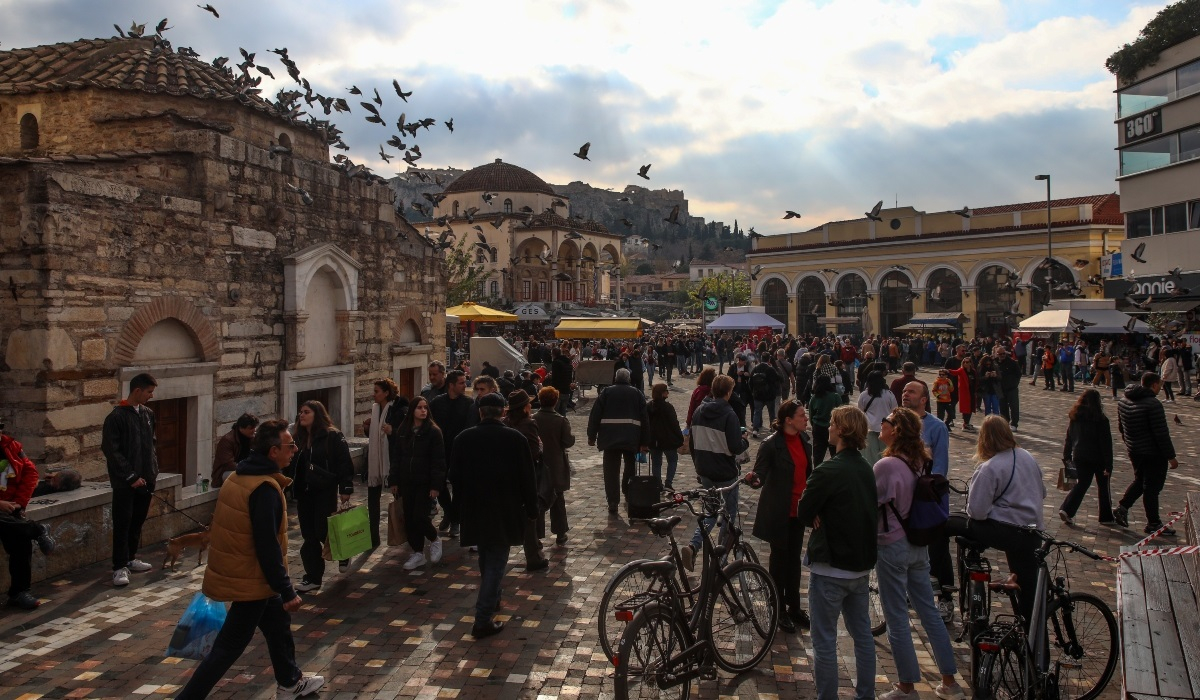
[0, 0, 1166, 234]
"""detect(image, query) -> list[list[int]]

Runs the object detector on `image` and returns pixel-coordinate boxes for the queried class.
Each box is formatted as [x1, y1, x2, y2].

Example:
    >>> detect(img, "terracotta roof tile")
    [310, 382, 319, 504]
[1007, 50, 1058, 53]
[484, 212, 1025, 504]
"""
[443, 159, 558, 196]
[970, 193, 1118, 216]
[0, 37, 297, 126]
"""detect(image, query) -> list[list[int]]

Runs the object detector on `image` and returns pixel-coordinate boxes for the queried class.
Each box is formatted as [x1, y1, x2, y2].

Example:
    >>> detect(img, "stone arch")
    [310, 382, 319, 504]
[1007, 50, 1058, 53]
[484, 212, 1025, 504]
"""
[601, 243, 621, 265]
[114, 296, 221, 366]
[967, 259, 1019, 287]
[831, 268, 870, 293]
[754, 273, 791, 297]
[1018, 256, 1077, 288]
[20, 113, 39, 150]
[917, 263, 968, 289]
[557, 239, 581, 267]
[762, 278, 789, 324]
[284, 243, 360, 313]
[871, 266, 916, 289]
[795, 273, 827, 295]
[515, 237, 551, 264]
[392, 307, 426, 346]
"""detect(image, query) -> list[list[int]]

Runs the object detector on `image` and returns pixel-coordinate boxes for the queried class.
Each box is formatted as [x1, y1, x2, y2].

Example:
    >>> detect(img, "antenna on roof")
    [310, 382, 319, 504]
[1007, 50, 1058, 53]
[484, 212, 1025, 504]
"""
[895, 194, 898, 207]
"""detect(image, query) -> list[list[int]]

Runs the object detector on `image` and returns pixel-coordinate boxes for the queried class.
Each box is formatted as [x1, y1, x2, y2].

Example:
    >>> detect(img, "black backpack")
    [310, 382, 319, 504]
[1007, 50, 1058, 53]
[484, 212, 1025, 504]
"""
[885, 460, 950, 546]
[749, 369, 772, 401]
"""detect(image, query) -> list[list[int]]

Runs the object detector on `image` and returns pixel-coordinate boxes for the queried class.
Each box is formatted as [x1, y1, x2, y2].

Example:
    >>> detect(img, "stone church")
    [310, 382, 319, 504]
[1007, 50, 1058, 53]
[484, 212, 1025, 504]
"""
[0, 36, 446, 489]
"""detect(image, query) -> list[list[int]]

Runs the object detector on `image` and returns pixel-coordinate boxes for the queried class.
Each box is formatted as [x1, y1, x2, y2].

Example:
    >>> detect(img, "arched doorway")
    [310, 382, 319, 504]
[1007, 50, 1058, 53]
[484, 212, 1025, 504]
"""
[975, 265, 1019, 337]
[762, 279, 788, 325]
[796, 277, 825, 337]
[879, 271, 913, 337]
[836, 274, 867, 338]
[1031, 260, 1076, 314]
[926, 268, 964, 313]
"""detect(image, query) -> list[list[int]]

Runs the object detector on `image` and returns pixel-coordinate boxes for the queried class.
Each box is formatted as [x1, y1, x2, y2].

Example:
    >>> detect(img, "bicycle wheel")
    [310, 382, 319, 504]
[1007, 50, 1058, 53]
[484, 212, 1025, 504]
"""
[730, 537, 759, 565]
[868, 569, 887, 636]
[708, 560, 778, 673]
[598, 560, 661, 662]
[1046, 592, 1118, 700]
[977, 644, 1027, 700]
[614, 602, 692, 700]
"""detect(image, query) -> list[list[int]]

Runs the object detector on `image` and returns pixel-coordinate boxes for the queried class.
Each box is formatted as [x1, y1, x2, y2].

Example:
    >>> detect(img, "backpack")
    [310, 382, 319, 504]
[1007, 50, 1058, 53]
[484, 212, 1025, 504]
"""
[749, 368, 772, 401]
[885, 460, 950, 546]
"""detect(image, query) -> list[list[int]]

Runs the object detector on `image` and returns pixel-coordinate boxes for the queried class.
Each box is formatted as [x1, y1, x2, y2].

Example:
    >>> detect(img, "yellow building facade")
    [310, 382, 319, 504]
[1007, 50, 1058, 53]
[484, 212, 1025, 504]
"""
[747, 195, 1124, 338]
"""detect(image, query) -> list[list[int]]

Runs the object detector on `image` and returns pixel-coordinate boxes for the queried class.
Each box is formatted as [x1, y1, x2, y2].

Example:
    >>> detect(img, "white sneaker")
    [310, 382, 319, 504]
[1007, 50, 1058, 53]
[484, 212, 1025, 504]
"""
[403, 551, 427, 570]
[428, 537, 443, 564]
[112, 567, 130, 587]
[294, 578, 320, 593]
[277, 673, 325, 699]
[128, 559, 153, 573]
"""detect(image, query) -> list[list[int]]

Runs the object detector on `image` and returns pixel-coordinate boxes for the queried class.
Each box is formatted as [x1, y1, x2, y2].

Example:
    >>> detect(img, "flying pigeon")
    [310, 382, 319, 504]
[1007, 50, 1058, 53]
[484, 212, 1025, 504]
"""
[865, 200, 883, 222]
[573, 142, 591, 160]
[783, 211, 801, 219]
[637, 164, 651, 180]
[664, 205, 681, 226]
[445, 118, 454, 132]
[1072, 259, 1090, 270]
[393, 81, 412, 101]
[284, 182, 313, 206]
[954, 206, 971, 219]
[198, 4, 219, 18]
[750, 265, 764, 280]
[1130, 241, 1147, 264]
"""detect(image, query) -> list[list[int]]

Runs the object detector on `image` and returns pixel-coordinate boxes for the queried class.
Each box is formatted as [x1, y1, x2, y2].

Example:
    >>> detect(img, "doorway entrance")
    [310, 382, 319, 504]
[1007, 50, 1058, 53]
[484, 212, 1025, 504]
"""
[296, 387, 334, 418]
[149, 397, 189, 481]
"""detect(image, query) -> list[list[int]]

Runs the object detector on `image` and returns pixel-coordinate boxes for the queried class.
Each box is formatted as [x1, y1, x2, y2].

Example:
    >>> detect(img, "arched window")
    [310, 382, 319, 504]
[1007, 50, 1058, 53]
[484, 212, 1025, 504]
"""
[762, 279, 788, 325]
[796, 277, 826, 337]
[20, 113, 39, 150]
[975, 265, 1019, 337]
[1031, 260, 1076, 314]
[490, 249, 498, 263]
[277, 133, 292, 150]
[503, 199, 513, 214]
[879, 271, 913, 337]
[490, 280, 499, 297]
[926, 268, 963, 313]
[836, 274, 868, 337]
[452, 200, 460, 217]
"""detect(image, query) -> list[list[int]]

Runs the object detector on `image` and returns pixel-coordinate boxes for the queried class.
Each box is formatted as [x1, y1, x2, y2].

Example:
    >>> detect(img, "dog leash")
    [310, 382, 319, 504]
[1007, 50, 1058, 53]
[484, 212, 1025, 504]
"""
[149, 490, 209, 530]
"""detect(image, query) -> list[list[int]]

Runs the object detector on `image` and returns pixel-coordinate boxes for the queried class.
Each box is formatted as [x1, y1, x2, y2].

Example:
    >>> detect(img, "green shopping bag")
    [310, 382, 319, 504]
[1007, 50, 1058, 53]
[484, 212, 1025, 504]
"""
[326, 505, 371, 561]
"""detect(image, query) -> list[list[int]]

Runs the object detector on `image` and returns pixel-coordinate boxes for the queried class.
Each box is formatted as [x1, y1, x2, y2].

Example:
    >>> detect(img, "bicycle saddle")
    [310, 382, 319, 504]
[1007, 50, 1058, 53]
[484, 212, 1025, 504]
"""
[988, 573, 1020, 592]
[647, 515, 682, 536]
[955, 535, 988, 552]
[638, 559, 677, 576]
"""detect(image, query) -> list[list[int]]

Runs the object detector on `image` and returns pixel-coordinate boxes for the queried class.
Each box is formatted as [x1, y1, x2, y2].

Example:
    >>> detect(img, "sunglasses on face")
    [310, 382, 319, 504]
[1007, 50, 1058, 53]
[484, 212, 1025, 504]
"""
[882, 416, 896, 427]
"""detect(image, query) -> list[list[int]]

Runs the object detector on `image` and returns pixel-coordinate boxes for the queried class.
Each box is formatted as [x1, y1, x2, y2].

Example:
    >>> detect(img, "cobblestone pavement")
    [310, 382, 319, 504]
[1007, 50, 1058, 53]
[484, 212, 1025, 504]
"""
[2, 367, 1196, 699]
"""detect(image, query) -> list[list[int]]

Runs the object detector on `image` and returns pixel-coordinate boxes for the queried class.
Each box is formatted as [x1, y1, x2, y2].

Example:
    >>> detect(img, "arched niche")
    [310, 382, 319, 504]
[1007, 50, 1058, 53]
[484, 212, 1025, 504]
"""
[20, 113, 39, 150]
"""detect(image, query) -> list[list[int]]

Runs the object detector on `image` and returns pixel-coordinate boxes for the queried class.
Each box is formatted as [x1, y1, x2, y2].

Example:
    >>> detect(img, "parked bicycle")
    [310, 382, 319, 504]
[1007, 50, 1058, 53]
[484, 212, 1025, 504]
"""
[612, 484, 779, 698]
[963, 527, 1118, 700]
[597, 487, 759, 662]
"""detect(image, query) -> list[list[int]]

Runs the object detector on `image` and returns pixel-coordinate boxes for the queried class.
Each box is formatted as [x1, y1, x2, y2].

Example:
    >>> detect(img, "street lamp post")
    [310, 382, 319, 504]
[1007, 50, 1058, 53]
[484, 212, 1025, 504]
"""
[1035, 174, 1051, 301]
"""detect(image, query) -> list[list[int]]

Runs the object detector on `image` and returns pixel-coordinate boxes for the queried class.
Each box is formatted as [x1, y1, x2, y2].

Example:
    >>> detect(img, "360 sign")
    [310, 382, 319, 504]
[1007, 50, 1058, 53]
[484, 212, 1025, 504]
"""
[1125, 110, 1162, 143]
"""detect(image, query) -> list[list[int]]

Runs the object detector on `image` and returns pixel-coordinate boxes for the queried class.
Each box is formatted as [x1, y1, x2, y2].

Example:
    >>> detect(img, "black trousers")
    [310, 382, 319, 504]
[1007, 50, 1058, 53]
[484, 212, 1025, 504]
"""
[547, 489, 568, 536]
[111, 487, 152, 570]
[999, 387, 1021, 427]
[0, 516, 37, 596]
[403, 486, 438, 552]
[768, 519, 806, 613]
[602, 449, 635, 506]
[175, 596, 302, 699]
[811, 425, 830, 465]
[436, 479, 457, 526]
[1060, 460, 1114, 522]
[367, 485, 383, 548]
[1120, 453, 1170, 526]
[296, 490, 337, 584]
[945, 515, 1041, 628]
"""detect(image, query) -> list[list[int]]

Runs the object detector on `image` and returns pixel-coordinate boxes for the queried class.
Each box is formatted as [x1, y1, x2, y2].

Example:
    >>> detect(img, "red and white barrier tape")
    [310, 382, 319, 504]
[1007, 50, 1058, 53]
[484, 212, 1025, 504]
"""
[1112, 508, 1189, 561]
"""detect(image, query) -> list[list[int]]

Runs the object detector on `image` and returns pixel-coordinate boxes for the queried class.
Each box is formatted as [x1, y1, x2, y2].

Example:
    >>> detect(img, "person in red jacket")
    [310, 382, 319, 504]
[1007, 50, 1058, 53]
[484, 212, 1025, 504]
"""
[0, 422, 56, 610]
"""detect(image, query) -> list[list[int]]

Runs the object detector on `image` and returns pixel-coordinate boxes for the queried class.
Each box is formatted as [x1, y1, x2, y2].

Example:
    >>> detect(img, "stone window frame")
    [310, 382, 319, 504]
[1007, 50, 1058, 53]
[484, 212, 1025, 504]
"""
[280, 364, 355, 435]
[114, 296, 222, 366]
[118, 362, 218, 488]
[283, 243, 362, 369]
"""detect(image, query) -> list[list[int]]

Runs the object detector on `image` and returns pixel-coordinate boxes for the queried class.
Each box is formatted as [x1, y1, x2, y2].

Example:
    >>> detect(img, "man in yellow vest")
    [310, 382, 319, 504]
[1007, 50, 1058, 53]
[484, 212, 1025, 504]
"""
[175, 420, 324, 700]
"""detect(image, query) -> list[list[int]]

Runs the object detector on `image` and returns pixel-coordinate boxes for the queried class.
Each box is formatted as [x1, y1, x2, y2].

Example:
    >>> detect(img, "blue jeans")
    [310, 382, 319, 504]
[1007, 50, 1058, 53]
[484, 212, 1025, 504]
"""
[809, 572, 875, 700]
[175, 596, 302, 699]
[875, 539, 958, 684]
[475, 544, 510, 625]
[650, 449, 678, 489]
[690, 477, 739, 551]
[983, 393, 1000, 415]
[751, 397, 777, 432]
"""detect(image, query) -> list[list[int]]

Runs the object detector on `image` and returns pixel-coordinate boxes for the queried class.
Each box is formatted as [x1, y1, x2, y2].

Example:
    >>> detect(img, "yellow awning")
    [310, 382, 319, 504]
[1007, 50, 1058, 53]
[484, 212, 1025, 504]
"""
[444, 302, 518, 322]
[554, 317, 643, 339]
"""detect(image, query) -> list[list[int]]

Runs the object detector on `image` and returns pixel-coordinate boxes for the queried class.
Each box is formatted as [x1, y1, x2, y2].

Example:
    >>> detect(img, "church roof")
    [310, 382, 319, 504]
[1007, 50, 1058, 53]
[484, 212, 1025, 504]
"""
[443, 159, 557, 196]
[0, 37, 288, 123]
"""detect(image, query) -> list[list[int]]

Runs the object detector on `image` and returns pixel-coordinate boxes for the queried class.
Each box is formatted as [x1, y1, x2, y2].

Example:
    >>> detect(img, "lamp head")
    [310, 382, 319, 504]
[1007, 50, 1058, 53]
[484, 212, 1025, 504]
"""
[1034, 174, 1049, 181]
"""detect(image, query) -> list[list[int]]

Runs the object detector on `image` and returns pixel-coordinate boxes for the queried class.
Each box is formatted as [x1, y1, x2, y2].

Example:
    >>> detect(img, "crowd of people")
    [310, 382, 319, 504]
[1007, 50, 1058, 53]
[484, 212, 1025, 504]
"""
[0, 325, 1191, 698]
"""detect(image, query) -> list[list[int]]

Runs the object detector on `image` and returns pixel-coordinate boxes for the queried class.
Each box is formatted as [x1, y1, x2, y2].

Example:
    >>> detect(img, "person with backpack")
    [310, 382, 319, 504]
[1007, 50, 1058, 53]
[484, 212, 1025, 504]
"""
[807, 375, 840, 465]
[749, 359, 781, 439]
[873, 407, 963, 700]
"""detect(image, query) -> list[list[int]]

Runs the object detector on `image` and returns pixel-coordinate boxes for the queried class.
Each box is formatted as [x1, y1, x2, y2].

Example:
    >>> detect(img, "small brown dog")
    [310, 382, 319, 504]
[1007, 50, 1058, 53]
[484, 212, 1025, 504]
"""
[163, 528, 210, 570]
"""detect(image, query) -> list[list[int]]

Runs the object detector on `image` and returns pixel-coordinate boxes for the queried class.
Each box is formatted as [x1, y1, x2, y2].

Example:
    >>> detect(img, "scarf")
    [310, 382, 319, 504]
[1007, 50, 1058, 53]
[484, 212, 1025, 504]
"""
[367, 401, 392, 488]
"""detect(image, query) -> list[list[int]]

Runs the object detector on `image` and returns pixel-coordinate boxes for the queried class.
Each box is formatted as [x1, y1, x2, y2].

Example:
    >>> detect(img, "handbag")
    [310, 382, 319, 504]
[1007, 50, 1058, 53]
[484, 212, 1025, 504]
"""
[625, 452, 663, 519]
[387, 497, 406, 546]
[1057, 459, 1078, 492]
[324, 505, 371, 561]
[166, 592, 227, 660]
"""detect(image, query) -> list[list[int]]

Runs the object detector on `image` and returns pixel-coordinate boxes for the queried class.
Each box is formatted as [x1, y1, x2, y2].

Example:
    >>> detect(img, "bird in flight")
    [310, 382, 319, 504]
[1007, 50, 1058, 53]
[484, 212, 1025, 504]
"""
[617, 196, 633, 203]
[573, 142, 591, 160]
[637, 164, 651, 180]
[664, 205, 681, 225]
[819, 268, 838, 274]
[378, 147, 393, 163]
[782, 211, 801, 219]
[1123, 294, 1152, 310]
[750, 265, 764, 281]
[198, 4, 219, 18]
[284, 182, 313, 206]
[954, 206, 971, 219]
[1072, 259, 1090, 270]
[393, 81, 412, 101]
[890, 264, 908, 271]
[865, 201, 884, 222]
[445, 118, 454, 133]
[1130, 241, 1147, 264]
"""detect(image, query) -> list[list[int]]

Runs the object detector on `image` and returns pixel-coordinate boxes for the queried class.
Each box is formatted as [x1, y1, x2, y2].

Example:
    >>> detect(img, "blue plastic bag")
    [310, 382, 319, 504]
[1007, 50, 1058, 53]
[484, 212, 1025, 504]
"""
[166, 592, 227, 660]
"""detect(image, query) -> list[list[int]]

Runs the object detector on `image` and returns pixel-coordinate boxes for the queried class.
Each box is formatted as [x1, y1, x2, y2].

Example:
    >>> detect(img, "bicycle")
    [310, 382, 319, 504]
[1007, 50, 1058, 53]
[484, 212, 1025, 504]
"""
[965, 527, 1118, 700]
[612, 484, 779, 698]
[597, 487, 759, 662]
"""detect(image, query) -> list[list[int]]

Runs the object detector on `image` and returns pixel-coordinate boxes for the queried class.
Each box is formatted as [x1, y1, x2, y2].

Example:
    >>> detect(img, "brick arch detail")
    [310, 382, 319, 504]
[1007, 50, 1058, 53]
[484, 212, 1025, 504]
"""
[393, 306, 427, 345]
[114, 296, 222, 365]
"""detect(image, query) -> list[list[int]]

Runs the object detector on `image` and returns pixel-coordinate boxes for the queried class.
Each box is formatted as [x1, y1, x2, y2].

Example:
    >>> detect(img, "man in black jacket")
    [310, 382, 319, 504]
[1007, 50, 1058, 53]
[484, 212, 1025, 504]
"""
[587, 368, 650, 514]
[549, 348, 575, 415]
[430, 370, 472, 535]
[996, 348, 1022, 429]
[101, 372, 159, 587]
[748, 360, 780, 438]
[680, 375, 748, 570]
[1115, 372, 1179, 534]
[450, 393, 539, 639]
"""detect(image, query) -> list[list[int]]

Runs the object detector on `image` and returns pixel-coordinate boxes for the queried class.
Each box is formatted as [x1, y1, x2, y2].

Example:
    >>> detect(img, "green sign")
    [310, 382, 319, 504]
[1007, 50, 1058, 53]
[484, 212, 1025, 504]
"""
[704, 297, 719, 311]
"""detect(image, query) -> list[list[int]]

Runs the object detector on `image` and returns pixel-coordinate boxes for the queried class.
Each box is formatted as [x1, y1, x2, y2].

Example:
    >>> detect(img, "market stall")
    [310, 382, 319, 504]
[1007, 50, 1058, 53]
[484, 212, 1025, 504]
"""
[445, 302, 519, 323]
[1018, 308, 1150, 334]
[553, 317, 643, 339]
[706, 311, 786, 331]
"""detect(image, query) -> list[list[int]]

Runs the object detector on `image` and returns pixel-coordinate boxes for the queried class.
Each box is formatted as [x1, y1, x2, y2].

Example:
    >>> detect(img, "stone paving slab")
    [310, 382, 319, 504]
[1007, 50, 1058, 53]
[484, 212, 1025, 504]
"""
[1, 368, 1194, 699]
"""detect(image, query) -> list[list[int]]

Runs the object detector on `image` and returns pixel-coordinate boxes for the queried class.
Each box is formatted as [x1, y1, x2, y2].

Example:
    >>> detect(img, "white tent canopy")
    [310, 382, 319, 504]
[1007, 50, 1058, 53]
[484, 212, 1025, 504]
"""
[1018, 308, 1149, 334]
[706, 311, 786, 331]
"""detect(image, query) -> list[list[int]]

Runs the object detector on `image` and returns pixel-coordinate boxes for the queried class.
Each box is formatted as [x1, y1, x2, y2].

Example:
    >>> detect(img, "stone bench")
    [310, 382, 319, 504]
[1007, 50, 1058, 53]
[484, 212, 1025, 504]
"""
[0, 441, 366, 592]
[1118, 492, 1200, 700]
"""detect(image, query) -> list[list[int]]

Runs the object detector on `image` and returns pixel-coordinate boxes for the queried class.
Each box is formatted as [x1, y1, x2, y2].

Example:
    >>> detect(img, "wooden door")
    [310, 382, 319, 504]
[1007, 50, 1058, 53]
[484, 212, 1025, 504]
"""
[395, 368, 419, 401]
[149, 397, 188, 481]
[296, 388, 334, 418]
